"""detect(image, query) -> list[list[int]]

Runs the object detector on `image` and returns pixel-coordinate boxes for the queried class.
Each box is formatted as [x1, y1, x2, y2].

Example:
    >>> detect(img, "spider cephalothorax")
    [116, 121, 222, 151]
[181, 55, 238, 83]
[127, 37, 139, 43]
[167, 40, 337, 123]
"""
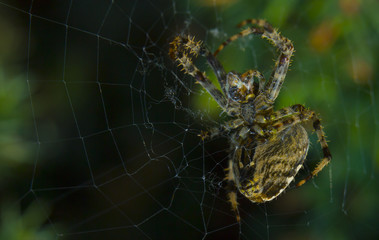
[169, 19, 332, 222]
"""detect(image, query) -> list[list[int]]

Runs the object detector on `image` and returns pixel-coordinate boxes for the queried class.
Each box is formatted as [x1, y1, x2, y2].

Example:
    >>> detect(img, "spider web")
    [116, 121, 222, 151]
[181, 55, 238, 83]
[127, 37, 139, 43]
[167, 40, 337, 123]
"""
[1, 0, 379, 239]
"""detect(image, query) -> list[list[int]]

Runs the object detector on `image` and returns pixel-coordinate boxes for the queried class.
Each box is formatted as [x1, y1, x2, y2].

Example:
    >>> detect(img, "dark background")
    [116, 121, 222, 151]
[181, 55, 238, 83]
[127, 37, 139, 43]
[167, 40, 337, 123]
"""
[0, 0, 378, 239]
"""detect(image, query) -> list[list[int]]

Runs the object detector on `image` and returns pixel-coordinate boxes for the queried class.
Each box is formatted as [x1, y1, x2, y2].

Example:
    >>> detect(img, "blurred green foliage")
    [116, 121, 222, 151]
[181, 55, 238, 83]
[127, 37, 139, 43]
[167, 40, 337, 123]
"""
[0, 201, 55, 240]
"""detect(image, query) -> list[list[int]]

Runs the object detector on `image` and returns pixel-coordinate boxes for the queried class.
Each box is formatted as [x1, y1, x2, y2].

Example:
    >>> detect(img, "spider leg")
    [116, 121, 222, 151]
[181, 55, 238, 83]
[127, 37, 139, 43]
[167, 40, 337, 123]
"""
[200, 44, 228, 95]
[225, 153, 241, 222]
[214, 19, 270, 56]
[296, 117, 332, 187]
[266, 105, 308, 133]
[238, 19, 295, 103]
[170, 35, 229, 97]
[170, 36, 227, 109]
[261, 27, 294, 102]
[260, 104, 332, 186]
[214, 19, 294, 103]
[253, 105, 303, 136]
[213, 28, 263, 56]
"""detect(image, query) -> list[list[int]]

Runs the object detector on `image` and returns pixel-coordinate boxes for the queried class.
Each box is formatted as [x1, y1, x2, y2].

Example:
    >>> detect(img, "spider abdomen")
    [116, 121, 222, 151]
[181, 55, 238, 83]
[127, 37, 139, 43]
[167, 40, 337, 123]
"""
[237, 124, 309, 203]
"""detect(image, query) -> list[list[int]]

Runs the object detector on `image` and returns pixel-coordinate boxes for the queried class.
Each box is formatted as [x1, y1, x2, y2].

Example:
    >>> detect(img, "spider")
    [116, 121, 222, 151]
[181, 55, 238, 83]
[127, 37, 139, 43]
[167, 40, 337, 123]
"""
[169, 19, 332, 222]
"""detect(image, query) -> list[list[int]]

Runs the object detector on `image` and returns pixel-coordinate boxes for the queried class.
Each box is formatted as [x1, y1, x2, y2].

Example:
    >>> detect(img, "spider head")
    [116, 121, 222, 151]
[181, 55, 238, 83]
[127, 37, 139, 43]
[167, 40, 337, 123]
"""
[225, 72, 256, 103]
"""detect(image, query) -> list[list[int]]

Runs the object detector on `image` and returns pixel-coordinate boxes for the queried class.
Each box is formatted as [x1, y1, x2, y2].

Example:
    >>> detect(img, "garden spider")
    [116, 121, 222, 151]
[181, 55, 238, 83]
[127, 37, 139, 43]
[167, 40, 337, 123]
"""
[169, 19, 332, 222]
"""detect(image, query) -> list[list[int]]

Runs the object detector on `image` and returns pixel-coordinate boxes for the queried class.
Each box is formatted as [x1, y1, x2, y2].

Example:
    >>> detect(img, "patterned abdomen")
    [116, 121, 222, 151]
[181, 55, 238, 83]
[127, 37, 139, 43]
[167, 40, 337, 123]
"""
[237, 124, 309, 203]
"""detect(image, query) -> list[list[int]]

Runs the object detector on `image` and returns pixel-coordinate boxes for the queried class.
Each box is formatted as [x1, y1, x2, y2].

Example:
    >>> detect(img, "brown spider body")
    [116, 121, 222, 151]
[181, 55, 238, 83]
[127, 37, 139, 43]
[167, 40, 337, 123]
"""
[169, 19, 331, 222]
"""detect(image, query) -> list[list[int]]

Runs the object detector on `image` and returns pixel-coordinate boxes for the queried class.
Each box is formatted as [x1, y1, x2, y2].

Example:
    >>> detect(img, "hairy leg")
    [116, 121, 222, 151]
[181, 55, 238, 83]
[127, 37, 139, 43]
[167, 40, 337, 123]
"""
[170, 35, 229, 96]
[169, 36, 227, 109]
[213, 19, 294, 102]
[225, 156, 241, 222]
